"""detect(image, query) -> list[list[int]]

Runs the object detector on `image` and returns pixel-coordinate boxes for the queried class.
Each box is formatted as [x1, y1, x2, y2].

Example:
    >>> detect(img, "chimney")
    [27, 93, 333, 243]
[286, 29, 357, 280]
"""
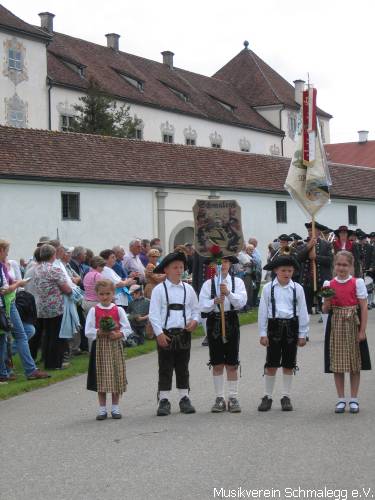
[105, 33, 120, 51]
[293, 79, 305, 105]
[358, 130, 369, 143]
[161, 51, 174, 69]
[39, 12, 55, 33]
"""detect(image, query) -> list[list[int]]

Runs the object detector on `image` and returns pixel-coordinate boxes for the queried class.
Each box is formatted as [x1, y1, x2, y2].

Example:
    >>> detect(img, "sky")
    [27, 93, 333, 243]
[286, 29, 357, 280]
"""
[4, 0, 375, 144]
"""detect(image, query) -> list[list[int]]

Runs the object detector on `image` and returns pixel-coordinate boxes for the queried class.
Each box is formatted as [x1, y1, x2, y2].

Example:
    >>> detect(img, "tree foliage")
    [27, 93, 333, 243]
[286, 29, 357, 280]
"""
[70, 80, 141, 138]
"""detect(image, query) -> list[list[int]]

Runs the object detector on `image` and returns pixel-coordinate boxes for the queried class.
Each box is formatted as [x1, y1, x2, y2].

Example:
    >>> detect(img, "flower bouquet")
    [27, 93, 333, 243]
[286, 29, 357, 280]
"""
[317, 286, 336, 299]
[99, 316, 117, 333]
[208, 244, 223, 265]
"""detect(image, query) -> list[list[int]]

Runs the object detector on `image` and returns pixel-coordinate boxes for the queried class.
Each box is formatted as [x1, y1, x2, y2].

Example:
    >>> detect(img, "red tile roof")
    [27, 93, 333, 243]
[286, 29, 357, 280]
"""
[46, 32, 282, 135]
[0, 4, 51, 41]
[325, 141, 375, 168]
[0, 126, 373, 200]
[213, 48, 332, 118]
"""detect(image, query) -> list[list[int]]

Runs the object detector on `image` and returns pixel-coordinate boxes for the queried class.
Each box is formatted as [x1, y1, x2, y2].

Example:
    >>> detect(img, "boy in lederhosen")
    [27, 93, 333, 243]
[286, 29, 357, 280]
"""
[149, 252, 200, 416]
[199, 256, 247, 413]
[258, 256, 309, 412]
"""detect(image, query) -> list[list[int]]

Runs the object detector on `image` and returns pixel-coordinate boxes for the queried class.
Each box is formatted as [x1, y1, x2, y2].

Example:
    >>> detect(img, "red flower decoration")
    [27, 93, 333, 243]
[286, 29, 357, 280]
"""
[210, 244, 222, 256]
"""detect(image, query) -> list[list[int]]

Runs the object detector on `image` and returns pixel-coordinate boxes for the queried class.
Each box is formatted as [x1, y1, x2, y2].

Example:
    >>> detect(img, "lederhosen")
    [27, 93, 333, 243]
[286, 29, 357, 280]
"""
[265, 283, 299, 370]
[206, 275, 240, 366]
[158, 282, 191, 392]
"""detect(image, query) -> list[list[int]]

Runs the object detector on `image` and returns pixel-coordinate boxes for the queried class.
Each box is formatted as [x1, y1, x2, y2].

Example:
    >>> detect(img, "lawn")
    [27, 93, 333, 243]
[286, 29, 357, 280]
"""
[0, 309, 258, 400]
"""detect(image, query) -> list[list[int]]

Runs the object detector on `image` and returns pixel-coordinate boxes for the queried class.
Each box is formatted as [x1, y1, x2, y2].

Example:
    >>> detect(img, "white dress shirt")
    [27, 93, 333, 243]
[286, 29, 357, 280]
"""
[149, 279, 200, 336]
[323, 276, 367, 299]
[85, 303, 132, 341]
[258, 278, 309, 338]
[199, 274, 247, 313]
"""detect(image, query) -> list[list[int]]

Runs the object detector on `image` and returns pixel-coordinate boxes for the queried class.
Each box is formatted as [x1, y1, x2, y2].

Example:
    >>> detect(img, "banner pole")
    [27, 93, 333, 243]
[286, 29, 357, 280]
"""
[312, 215, 317, 293]
[217, 264, 226, 342]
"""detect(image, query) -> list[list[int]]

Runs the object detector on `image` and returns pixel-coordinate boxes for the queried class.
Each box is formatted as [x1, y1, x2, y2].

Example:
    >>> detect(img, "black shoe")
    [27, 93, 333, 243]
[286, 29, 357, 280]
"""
[228, 397, 242, 413]
[201, 336, 209, 346]
[179, 396, 196, 414]
[157, 399, 171, 416]
[211, 397, 226, 413]
[96, 413, 107, 421]
[306, 335, 309, 342]
[280, 396, 293, 411]
[111, 412, 122, 419]
[258, 396, 272, 412]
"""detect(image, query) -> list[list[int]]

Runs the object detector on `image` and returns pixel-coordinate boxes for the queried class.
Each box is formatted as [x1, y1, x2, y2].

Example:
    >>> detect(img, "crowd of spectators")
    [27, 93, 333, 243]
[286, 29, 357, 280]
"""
[0, 235, 262, 383]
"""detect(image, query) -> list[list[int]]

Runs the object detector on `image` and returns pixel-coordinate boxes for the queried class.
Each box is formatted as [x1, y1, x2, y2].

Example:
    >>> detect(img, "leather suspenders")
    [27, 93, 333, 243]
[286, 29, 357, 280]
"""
[270, 282, 297, 319]
[163, 282, 187, 329]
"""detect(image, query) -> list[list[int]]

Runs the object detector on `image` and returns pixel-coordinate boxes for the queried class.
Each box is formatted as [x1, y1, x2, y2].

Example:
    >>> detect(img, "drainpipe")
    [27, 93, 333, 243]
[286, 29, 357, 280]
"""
[279, 105, 285, 156]
[47, 77, 53, 130]
[156, 189, 168, 252]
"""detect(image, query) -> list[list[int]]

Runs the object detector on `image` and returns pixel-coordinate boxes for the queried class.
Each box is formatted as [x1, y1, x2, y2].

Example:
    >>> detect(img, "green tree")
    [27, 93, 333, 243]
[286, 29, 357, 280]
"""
[70, 80, 141, 138]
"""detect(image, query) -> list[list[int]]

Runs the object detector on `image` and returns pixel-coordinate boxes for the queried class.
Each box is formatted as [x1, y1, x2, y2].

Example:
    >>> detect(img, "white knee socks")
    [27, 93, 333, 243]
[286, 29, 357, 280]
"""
[213, 375, 225, 398]
[227, 379, 238, 399]
[264, 375, 276, 398]
[282, 373, 293, 397]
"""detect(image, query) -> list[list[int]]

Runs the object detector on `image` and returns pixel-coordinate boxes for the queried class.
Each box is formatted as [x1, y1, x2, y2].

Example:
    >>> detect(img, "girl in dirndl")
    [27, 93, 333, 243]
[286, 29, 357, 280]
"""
[323, 251, 371, 414]
[85, 279, 132, 420]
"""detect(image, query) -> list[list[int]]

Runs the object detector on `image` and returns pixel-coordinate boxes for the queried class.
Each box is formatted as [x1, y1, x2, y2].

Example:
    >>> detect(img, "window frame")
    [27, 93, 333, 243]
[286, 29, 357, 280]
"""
[8, 48, 22, 71]
[61, 192, 80, 221]
[186, 138, 196, 146]
[163, 134, 174, 144]
[276, 200, 287, 224]
[348, 205, 357, 226]
[60, 115, 74, 132]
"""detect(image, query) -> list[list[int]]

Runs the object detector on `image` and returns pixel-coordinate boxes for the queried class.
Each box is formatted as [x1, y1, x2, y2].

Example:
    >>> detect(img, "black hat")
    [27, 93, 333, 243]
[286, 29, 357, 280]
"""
[305, 221, 327, 231]
[333, 225, 354, 237]
[289, 233, 302, 241]
[221, 255, 239, 264]
[263, 255, 299, 271]
[369, 232, 375, 238]
[153, 252, 187, 274]
[278, 234, 293, 242]
[357, 231, 369, 240]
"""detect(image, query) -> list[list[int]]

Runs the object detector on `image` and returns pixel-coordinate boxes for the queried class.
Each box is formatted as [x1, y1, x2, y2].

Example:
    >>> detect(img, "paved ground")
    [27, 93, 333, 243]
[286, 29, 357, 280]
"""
[1, 313, 375, 500]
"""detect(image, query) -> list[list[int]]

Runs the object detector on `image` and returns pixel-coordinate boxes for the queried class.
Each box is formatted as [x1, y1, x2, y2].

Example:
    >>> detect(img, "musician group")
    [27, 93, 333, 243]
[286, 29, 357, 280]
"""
[146, 222, 371, 419]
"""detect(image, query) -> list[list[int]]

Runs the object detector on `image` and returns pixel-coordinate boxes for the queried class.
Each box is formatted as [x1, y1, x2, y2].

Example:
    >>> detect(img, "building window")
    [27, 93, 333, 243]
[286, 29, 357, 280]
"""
[276, 200, 287, 223]
[5, 94, 27, 128]
[239, 137, 251, 152]
[319, 120, 326, 143]
[163, 134, 173, 143]
[209, 131, 223, 149]
[184, 125, 197, 146]
[60, 115, 74, 132]
[160, 121, 175, 143]
[8, 48, 22, 70]
[9, 109, 25, 128]
[348, 205, 357, 226]
[61, 192, 80, 220]
[135, 128, 143, 140]
[288, 112, 297, 140]
[119, 72, 144, 92]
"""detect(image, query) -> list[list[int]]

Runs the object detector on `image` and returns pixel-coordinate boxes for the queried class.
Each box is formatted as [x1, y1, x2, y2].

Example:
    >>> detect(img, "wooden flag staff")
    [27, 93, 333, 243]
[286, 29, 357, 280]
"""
[311, 215, 317, 293]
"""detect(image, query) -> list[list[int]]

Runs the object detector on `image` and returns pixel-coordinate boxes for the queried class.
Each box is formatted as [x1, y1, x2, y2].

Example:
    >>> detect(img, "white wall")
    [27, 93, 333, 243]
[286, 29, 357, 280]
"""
[0, 180, 155, 260]
[0, 32, 48, 129]
[50, 87, 283, 155]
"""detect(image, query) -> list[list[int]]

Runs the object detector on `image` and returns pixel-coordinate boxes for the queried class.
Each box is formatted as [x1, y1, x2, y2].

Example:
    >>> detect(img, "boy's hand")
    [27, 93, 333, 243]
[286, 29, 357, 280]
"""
[214, 296, 224, 305]
[219, 283, 229, 296]
[185, 320, 198, 332]
[260, 337, 269, 347]
[298, 338, 307, 347]
[157, 332, 171, 348]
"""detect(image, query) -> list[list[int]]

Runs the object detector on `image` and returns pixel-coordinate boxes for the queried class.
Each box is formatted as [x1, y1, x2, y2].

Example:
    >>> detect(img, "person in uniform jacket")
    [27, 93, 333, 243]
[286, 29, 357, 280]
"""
[296, 222, 333, 314]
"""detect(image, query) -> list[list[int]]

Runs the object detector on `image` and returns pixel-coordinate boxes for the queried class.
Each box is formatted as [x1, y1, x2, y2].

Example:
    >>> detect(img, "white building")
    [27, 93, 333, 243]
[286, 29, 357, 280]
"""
[0, 5, 331, 158]
[0, 126, 374, 262]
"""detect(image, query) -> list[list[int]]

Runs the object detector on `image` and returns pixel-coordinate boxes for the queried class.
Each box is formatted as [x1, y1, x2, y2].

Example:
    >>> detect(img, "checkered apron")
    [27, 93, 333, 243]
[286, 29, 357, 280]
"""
[330, 306, 361, 373]
[96, 336, 127, 393]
